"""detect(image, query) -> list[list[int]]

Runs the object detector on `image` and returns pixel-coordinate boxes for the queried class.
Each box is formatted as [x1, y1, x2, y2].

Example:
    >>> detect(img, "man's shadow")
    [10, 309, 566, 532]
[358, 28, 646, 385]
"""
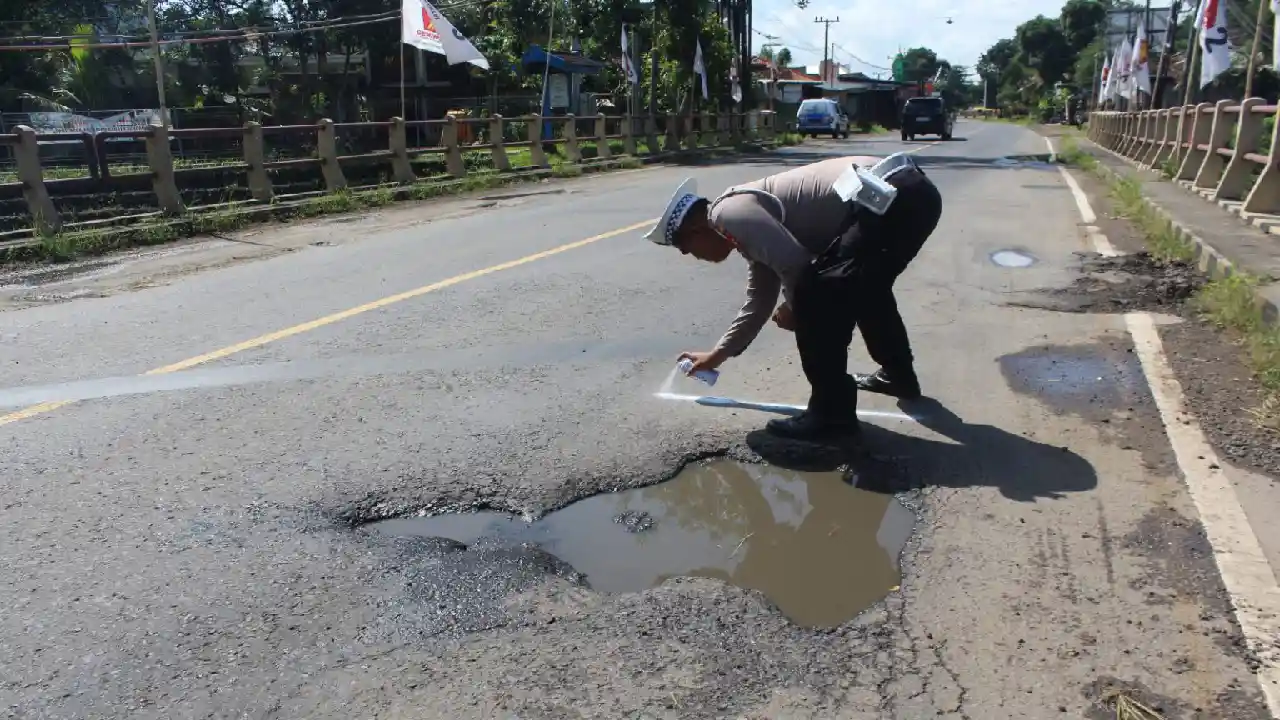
[745, 397, 1097, 502]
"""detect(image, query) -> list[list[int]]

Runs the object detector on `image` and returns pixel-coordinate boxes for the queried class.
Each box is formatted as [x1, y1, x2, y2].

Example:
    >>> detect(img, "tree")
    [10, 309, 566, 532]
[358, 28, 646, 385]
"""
[1059, 0, 1107, 54]
[775, 47, 793, 68]
[900, 47, 941, 83]
[1015, 16, 1072, 87]
[977, 38, 1018, 81]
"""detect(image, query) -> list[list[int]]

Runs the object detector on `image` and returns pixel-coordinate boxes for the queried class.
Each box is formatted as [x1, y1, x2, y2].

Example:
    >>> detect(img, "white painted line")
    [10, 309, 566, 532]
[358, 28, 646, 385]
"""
[653, 392, 917, 422]
[1060, 165, 1280, 717]
[1125, 312, 1280, 717]
[1084, 225, 1119, 257]
[1058, 165, 1097, 224]
[1045, 136, 1057, 162]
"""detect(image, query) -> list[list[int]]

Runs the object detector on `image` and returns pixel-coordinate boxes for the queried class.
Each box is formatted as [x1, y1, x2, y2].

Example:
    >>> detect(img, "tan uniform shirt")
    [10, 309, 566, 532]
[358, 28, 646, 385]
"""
[708, 155, 880, 357]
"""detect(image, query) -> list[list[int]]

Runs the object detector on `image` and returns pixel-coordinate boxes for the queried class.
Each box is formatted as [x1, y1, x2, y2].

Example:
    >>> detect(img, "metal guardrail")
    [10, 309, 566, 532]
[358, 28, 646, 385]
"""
[3, 110, 779, 238]
[1090, 100, 1280, 217]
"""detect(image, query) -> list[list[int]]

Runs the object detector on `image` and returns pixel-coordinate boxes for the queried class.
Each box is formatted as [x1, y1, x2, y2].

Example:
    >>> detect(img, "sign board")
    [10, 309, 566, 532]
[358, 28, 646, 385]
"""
[27, 109, 167, 141]
[548, 74, 570, 108]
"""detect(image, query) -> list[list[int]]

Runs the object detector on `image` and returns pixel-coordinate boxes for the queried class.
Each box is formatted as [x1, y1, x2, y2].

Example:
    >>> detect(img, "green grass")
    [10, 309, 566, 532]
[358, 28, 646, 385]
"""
[1057, 134, 1280, 431]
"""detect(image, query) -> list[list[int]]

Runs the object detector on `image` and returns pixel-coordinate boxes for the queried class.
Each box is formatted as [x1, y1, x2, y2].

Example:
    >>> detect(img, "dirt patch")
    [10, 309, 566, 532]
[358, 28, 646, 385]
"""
[1123, 506, 1262, 670]
[1007, 252, 1204, 314]
[1159, 317, 1280, 479]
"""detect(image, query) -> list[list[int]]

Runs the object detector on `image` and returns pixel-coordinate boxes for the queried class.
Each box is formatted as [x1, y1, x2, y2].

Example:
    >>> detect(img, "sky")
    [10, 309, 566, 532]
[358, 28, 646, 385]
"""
[756, 0, 1067, 77]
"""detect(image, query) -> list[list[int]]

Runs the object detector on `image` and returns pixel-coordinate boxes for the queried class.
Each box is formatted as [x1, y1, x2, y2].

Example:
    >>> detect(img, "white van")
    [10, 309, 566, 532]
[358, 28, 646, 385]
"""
[796, 98, 850, 139]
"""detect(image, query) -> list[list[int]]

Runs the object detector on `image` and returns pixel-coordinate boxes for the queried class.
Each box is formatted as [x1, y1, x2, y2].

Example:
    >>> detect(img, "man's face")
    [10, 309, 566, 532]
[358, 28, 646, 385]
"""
[676, 223, 734, 263]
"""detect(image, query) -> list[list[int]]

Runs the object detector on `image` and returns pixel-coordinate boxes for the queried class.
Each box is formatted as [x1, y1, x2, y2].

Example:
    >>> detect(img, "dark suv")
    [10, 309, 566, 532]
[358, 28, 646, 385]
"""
[901, 96, 954, 141]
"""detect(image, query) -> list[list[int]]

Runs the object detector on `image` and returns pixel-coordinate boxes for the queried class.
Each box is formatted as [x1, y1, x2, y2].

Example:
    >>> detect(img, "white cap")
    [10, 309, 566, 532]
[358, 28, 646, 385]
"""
[644, 178, 701, 246]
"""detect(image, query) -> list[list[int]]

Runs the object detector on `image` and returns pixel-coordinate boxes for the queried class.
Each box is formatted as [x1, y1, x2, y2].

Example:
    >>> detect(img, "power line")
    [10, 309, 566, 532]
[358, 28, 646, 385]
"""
[0, 2, 482, 50]
[831, 43, 890, 72]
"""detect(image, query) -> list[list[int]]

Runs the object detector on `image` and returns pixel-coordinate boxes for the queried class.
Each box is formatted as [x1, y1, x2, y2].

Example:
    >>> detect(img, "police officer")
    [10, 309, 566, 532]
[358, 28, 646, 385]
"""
[646, 152, 943, 442]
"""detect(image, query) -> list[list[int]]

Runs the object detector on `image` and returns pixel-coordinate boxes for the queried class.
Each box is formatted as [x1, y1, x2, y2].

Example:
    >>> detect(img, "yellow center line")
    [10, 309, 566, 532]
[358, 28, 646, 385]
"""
[0, 218, 657, 428]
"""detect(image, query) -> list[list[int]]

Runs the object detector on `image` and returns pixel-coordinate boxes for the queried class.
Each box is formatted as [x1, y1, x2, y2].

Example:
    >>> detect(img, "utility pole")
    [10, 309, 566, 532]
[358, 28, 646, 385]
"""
[648, 2, 658, 117]
[814, 16, 839, 83]
[147, 0, 168, 127]
[1152, 0, 1180, 107]
[1244, 0, 1268, 98]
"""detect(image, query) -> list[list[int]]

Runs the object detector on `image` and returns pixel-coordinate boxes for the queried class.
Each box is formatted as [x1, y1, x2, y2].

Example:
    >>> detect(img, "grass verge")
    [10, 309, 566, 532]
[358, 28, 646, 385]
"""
[1058, 135, 1280, 431]
[5, 135, 800, 265]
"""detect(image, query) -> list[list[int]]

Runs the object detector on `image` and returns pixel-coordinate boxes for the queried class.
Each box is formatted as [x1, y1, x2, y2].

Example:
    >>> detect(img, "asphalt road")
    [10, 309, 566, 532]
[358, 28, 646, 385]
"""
[1, 121, 1275, 718]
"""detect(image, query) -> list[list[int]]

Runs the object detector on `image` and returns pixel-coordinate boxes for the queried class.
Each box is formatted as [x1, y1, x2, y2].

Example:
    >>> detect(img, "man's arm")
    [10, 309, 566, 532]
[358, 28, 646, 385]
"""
[709, 194, 812, 357]
[714, 259, 781, 357]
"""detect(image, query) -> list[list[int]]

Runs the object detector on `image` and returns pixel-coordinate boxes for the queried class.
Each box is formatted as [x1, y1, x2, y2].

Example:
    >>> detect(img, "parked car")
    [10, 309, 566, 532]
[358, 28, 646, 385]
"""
[900, 96, 954, 141]
[796, 98, 850, 139]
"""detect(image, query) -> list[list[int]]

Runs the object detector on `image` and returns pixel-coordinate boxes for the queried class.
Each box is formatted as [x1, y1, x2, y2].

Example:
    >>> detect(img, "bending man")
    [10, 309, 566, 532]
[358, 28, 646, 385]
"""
[645, 153, 943, 441]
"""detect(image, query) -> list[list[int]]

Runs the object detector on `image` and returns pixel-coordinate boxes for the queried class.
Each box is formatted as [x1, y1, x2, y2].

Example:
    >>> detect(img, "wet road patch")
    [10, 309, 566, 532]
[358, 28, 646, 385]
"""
[999, 339, 1177, 472]
[999, 342, 1146, 413]
[368, 460, 915, 628]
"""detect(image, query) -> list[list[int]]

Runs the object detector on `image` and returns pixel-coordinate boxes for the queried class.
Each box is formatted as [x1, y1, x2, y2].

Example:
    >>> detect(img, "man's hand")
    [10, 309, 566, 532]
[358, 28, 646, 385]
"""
[772, 304, 796, 332]
[678, 350, 727, 375]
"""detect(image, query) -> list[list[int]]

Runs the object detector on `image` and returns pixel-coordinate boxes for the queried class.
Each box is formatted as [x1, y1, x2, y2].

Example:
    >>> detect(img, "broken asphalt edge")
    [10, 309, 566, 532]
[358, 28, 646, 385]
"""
[1059, 133, 1280, 329]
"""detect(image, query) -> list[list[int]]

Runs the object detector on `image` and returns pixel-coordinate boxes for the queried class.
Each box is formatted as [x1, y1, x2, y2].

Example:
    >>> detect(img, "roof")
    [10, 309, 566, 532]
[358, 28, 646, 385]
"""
[520, 46, 606, 75]
[750, 57, 820, 82]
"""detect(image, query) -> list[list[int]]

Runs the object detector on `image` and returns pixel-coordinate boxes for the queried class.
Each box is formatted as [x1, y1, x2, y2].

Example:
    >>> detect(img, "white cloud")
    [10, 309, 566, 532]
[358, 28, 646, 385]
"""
[756, 0, 1065, 75]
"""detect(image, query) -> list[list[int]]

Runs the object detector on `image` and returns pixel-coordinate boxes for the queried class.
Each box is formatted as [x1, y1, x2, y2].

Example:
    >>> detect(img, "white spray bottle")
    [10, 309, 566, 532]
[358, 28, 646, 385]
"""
[677, 358, 719, 387]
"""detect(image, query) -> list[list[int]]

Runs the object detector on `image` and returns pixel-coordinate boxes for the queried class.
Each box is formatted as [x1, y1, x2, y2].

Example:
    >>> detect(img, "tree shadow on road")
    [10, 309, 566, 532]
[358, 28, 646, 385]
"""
[745, 396, 1097, 502]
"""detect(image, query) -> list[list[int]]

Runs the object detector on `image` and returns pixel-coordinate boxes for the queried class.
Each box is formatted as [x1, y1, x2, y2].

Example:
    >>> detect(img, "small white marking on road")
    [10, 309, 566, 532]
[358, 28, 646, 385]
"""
[1060, 164, 1280, 717]
[1044, 136, 1057, 162]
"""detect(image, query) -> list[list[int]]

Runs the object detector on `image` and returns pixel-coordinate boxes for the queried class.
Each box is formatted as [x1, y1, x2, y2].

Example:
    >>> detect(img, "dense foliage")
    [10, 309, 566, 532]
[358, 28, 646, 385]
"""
[0, 0, 747, 122]
[978, 0, 1280, 118]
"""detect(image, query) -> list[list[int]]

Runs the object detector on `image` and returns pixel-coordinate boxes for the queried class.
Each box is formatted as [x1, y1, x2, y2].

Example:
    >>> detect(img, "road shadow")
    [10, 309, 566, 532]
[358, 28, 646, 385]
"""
[745, 396, 1097, 502]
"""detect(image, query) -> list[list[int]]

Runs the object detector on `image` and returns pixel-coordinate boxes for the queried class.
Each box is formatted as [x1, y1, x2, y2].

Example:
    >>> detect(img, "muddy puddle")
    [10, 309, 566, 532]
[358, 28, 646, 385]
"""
[369, 460, 915, 628]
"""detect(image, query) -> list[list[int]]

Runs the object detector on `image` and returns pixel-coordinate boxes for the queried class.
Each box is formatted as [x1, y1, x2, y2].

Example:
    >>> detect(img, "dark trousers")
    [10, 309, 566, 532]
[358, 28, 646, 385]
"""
[792, 166, 943, 419]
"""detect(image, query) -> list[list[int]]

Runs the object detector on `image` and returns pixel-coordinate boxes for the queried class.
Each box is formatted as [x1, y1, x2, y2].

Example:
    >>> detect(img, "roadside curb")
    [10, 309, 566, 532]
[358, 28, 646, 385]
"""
[0, 140, 788, 266]
[1061, 134, 1280, 328]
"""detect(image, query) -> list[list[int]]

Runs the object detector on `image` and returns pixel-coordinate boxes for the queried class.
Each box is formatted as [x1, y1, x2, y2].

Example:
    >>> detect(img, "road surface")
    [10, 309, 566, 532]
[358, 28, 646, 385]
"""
[1, 121, 1276, 719]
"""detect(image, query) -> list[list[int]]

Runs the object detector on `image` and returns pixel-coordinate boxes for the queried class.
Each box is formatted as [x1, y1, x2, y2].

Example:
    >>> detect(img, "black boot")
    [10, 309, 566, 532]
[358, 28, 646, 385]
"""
[766, 410, 861, 442]
[853, 368, 921, 400]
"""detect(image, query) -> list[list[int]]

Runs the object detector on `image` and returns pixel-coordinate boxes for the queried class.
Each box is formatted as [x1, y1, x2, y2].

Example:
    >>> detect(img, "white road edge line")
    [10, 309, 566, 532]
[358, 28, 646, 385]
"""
[1059, 163, 1280, 717]
[1045, 135, 1057, 162]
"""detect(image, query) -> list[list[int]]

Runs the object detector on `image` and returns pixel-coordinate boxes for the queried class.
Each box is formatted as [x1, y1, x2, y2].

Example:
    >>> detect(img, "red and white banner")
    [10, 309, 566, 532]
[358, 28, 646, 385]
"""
[400, 0, 488, 69]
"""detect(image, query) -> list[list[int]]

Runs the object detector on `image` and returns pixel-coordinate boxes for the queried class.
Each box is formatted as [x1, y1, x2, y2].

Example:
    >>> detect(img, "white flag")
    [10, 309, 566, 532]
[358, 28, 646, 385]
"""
[693, 39, 709, 101]
[401, 0, 489, 70]
[1273, 0, 1280, 70]
[730, 56, 742, 103]
[1102, 46, 1119, 99]
[1130, 21, 1151, 97]
[1115, 38, 1133, 100]
[1099, 54, 1112, 102]
[1199, 0, 1230, 88]
[621, 25, 638, 84]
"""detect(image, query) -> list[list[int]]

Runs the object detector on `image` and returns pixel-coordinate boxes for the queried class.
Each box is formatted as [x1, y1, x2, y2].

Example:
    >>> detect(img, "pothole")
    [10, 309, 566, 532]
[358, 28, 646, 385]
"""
[991, 249, 1036, 268]
[1005, 252, 1203, 314]
[368, 459, 915, 628]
